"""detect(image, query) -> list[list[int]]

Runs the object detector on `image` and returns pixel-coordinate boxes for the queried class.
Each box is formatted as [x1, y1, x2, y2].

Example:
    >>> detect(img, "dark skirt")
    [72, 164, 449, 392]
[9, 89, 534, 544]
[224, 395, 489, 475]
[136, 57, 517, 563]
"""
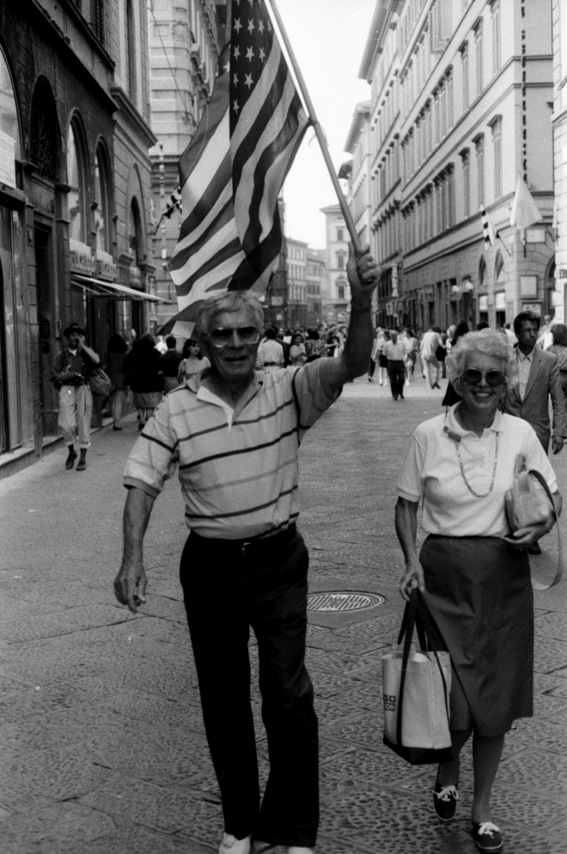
[420, 535, 533, 736]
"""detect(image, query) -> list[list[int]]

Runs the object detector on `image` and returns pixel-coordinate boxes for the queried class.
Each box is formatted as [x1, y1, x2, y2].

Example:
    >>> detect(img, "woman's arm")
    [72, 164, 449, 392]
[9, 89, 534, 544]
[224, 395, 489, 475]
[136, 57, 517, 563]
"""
[395, 497, 425, 601]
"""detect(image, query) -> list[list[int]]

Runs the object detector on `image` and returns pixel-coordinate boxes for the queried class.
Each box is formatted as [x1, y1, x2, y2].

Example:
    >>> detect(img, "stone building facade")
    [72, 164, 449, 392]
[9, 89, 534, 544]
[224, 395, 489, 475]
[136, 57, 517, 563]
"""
[358, 0, 555, 332]
[321, 204, 350, 325]
[552, 0, 567, 320]
[148, 0, 226, 330]
[0, 0, 156, 476]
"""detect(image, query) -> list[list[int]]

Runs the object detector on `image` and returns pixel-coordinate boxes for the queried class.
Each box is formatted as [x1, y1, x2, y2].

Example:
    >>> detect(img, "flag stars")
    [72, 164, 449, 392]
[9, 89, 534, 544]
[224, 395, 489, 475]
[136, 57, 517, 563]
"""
[244, 73, 254, 89]
[232, 99, 240, 114]
[233, 73, 239, 86]
[246, 46, 254, 61]
[258, 20, 265, 34]
[247, 18, 255, 34]
[259, 47, 266, 62]
[234, 18, 243, 33]
[233, 45, 241, 60]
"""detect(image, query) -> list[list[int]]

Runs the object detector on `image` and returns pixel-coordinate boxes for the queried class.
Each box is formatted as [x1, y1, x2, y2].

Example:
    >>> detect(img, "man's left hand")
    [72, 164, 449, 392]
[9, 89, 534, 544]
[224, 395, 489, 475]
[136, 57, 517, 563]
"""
[552, 437, 564, 455]
[347, 243, 379, 304]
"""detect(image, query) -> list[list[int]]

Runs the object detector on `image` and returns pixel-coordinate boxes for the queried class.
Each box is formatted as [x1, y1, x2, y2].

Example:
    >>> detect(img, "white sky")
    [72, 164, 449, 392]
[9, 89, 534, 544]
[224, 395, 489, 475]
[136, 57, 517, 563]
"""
[273, 0, 377, 249]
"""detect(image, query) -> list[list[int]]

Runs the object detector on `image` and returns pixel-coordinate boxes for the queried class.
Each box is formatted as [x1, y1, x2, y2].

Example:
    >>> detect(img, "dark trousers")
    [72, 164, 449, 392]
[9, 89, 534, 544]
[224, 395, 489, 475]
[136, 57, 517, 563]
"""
[387, 360, 405, 399]
[180, 526, 319, 847]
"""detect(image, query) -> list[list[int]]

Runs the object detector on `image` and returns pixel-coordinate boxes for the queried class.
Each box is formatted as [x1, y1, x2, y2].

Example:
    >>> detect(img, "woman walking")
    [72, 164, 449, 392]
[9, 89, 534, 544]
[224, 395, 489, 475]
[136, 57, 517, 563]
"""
[125, 334, 164, 429]
[395, 329, 561, 852]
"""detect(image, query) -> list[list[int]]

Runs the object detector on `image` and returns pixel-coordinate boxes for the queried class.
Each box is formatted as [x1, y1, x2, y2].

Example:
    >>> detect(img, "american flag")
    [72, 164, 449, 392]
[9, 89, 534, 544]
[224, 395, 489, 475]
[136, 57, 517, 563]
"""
[167, 0, 309, 327]
[480, 205, 497, 250]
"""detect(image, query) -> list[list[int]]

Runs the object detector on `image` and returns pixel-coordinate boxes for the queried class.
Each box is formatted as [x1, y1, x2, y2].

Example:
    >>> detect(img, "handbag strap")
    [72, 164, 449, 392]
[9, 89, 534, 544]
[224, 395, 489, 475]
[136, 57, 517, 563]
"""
[526, 470, 564, 590]
[395, 591, 451, 745]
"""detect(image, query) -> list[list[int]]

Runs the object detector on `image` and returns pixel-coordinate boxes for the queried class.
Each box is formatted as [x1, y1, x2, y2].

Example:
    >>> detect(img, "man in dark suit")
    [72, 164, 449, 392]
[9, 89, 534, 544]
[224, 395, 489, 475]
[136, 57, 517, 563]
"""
[503, 310, 566, 554]
[503, 311, 567, 455]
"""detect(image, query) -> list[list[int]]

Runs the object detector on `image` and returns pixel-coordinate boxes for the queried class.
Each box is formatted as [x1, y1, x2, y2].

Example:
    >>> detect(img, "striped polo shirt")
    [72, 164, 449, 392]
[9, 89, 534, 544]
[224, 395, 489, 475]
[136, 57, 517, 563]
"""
[123, 361, 338, 539]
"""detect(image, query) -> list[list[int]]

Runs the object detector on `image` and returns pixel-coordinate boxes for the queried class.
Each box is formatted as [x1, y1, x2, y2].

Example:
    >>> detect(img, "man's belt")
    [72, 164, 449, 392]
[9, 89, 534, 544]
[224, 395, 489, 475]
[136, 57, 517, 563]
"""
[190, 523, 298, 557]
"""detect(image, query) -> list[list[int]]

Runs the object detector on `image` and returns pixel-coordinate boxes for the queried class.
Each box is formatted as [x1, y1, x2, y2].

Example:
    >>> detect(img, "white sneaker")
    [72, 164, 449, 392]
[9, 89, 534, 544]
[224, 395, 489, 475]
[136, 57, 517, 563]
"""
[219, 833, 252, 854]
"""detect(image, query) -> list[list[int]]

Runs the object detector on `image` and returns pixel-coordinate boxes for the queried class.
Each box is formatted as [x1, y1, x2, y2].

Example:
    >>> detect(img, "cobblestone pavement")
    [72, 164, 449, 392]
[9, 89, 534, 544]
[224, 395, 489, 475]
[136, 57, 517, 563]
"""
[0, 373, 566, 853]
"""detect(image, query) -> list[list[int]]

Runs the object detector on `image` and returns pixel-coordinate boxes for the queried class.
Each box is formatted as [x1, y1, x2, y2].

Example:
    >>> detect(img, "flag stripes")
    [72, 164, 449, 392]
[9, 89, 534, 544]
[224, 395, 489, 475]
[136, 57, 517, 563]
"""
[166, 0, 309, 328]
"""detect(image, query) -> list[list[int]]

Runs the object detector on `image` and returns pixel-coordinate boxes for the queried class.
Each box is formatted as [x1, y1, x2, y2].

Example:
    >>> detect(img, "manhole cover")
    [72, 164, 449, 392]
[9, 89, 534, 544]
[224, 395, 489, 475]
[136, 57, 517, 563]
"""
[307, 591, 385, 613]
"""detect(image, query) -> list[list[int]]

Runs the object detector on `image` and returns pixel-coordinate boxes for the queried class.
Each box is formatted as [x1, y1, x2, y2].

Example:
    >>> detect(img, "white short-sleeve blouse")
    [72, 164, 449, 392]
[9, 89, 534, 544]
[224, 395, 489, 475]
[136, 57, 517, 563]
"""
[397, 405, 558, 537]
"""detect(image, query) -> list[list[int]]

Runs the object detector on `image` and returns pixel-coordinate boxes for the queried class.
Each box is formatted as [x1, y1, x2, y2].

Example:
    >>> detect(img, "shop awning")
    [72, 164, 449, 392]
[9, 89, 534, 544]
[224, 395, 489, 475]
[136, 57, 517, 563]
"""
[71, 274, 171, 303]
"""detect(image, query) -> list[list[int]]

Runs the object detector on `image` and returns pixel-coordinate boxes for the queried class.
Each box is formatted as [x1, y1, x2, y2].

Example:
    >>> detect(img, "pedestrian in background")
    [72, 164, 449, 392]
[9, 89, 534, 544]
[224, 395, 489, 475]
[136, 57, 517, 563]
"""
[442, 321, 469, 407]
[383, 329, 406, 400]
[502, 311, 566, 455]
[258, 326, 285, 372]
[373, 326, 389, 385]
[420, 325, 442, 389]
[125, 334, 164, 430]
[51, 322, 100, 471]
[289, 332, 307, 367]
[177, 339, 210, 383]
[106, 333, 128, 431]
[402, 327, 419, 384]
[548, 322, 567, 404]
[304, 328, 327, 362]
[114, 245, 378, 854]
[159, 335, 183, 393]
[395, 328, 561, 854]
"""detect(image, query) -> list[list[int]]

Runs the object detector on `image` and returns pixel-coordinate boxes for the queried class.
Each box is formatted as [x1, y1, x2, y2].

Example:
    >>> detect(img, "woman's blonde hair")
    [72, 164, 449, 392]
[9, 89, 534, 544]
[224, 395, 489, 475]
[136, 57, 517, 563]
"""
[446, 328, 518, 390]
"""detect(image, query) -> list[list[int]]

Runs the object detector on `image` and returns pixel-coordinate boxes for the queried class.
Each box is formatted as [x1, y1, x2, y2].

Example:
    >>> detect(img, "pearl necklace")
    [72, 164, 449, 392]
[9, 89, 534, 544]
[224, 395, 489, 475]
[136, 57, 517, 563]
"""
[455, 432, 500, 497]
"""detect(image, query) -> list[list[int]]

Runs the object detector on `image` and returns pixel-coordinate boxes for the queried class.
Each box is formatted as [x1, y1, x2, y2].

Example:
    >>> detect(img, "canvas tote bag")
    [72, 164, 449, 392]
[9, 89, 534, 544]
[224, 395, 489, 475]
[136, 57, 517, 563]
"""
[382, 590, 454, 765]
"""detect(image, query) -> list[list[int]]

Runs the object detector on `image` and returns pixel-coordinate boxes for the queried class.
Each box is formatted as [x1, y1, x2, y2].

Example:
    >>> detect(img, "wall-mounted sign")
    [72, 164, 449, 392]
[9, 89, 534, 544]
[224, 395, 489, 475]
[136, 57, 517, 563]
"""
[522, 302, 542, 316]
[520, 275, 538, 298]
[69, 239, 96, 275]
[526, 228, 546, 244]
[96, 250, 117, 281]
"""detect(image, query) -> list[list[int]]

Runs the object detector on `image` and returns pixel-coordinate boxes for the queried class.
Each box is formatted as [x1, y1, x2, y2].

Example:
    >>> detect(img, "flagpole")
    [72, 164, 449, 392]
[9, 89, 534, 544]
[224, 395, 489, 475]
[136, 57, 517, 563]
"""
[266, 0, 363, 255]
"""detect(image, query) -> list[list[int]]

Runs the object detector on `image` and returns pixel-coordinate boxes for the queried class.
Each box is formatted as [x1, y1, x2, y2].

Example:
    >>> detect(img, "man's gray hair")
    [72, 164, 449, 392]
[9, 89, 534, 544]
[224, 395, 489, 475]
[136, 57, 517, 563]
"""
[196, 291, 265, 337]
[446, 328, 519, 390]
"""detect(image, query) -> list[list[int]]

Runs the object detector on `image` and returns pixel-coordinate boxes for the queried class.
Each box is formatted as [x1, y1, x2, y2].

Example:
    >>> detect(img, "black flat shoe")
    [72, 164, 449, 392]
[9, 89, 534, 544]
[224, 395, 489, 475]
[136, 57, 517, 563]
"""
[472, 822, 503, 852]
[433, 781, 459, 822]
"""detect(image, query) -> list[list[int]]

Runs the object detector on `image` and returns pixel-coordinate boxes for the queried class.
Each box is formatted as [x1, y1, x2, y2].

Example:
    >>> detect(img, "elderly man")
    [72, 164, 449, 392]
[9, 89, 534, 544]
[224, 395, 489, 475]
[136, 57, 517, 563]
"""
[114, 246, 377, 854]
[51, 322, 100, 471]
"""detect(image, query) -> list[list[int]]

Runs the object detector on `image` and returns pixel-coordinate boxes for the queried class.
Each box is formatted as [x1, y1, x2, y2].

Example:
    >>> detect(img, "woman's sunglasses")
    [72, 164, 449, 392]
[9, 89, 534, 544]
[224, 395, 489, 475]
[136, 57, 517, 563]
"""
[461, 369, 506, 387]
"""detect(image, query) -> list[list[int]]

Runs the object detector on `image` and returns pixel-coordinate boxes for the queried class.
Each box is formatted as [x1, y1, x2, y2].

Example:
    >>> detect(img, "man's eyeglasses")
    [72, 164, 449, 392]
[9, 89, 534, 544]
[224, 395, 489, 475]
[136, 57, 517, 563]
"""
[207, 326, 261, 348]
[461, 369, 506, 387]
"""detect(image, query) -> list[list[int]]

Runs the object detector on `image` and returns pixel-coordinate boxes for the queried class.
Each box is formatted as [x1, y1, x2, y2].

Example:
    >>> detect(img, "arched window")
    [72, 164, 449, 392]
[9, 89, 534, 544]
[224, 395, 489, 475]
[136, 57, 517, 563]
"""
[479, 256, 486, 290]
[67, 119, 88, 243]
[128, 198, 142, 264]
[0, 45, 21, 161]
[94, 144, 111, 253]
[30, 77, 59, 181]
